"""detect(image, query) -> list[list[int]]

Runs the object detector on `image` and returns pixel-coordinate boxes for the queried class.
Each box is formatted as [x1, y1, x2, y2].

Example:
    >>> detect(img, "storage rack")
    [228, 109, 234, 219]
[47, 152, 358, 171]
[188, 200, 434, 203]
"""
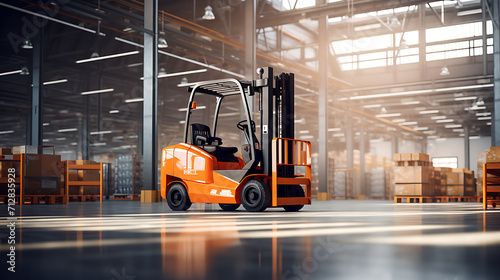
[483, 163, 500, 210]
[64, 161, 103, 202]
[0, 146, 67, 205]
[0, 154, 24, 204]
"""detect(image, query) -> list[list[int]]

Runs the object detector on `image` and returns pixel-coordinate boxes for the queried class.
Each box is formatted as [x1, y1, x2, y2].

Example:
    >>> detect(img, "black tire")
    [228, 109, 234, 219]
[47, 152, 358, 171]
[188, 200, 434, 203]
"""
[241, 180, 271, 212]
[219, 204, 241, 211]
[283, 186, 305, 212]
[167, 183, 192, 211]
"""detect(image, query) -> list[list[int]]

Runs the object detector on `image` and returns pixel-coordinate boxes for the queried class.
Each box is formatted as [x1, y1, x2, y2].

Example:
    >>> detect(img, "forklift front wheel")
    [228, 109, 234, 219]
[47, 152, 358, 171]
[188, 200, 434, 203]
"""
[167, 183, 192, 211]
[219, 204, 241, 211]
[241, 180, 271, 212]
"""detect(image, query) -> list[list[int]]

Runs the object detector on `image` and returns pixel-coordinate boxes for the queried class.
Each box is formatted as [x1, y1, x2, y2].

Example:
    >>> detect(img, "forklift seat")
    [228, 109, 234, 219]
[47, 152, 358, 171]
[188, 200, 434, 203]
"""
[191, 123, 238, 161]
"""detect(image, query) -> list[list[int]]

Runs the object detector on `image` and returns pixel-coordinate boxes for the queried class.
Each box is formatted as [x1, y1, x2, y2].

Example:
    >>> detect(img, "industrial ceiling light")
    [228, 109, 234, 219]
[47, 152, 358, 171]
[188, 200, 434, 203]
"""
[476, 98, 485, 106]
[328, 128, 341, 132]
[454, 96, 477, 101]
[419, 110, 439, 114]
[125, 98, 143, 103]
[58, 128, 78, 133]
[180, 77, 188, 84]
[158, 67, 167, 76]
[362, 104, 381, 108]
[21, 38, 33, 49]
[20, 66, 30, 75]
[0, 70, 22, 77]
[158, 36, 168, 48]
[81, 88, 114, 95]
[389, 15, 401, 29]
[0, 130, 14, 135]
[43, 79, 68, 85]
[77, 51, 139, 64]
[380, 107, 388, 113]
[202, 6, 215, 20]
[375, 113, 401, 118]
[440, 66, 450, 76]
[158, 13, 168, 48]
[457, 9, 482, 16]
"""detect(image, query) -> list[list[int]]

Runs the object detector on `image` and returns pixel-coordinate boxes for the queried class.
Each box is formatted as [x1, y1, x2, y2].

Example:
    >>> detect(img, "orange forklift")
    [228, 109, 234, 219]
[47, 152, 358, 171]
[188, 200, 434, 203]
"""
[160, 67, 311, 212]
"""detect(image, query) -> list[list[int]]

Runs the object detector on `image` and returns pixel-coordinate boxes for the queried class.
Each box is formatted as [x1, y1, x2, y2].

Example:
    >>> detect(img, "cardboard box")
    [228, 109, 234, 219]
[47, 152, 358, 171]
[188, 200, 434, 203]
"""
[24, 179, 62, 195]
[25, 154, 62, 178]
[446, 169, 474, 185]
[395, 183, 433, 196]
[141, 190, 161, 202]
[401, 153, 412, 161]
[393, 154, 401, 162]
[411, 153, 429, 162]
[394, 166, 430, 184]
[446, 185, 476, 196]
[0, 148, 12, 155]
[486, 147, 500, 163]
[447, 185, 463, 196]
[13, 145, 38, 155]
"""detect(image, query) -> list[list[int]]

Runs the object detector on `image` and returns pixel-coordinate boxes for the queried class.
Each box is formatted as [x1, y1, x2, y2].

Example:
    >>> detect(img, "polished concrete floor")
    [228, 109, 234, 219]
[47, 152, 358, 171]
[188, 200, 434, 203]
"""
[1, 200, 500, 280]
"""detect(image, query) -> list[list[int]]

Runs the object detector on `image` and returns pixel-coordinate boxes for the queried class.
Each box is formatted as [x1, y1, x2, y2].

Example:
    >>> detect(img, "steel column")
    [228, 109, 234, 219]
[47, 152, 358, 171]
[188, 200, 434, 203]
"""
[464, 124, 470, 170]
[143, 0, 158, 191]
[81, 97, 89, 160]
[392, 136, 399, 156]
[482, 0, 488, 76]
[419, 3, 426, 79]
[317, 0, 329, 195]
[359, 122, 365, 197]
[31, 28, 43, 146]
[493, 0, 500, 146]
[346, 117, 353, 169]
[244, 0, 256, 81]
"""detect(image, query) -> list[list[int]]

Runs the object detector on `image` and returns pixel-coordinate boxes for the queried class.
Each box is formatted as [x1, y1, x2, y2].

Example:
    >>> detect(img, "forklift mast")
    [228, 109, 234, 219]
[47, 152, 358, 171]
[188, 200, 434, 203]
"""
[254, 67, 295, 177]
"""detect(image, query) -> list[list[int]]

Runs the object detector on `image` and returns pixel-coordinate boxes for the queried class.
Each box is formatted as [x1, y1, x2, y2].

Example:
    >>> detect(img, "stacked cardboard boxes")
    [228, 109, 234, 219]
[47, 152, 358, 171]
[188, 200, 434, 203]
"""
[393, 153, 434, 196]
[445, 168, 475, 196]
[477, 152, 486, 198]
[434, 167, 451, 196]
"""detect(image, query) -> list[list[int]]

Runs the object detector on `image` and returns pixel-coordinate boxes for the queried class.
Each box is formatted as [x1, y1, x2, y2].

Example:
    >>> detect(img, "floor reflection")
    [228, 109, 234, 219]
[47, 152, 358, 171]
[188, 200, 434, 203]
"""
[160, 217, 241, 279]
[1, 200, 500, 280]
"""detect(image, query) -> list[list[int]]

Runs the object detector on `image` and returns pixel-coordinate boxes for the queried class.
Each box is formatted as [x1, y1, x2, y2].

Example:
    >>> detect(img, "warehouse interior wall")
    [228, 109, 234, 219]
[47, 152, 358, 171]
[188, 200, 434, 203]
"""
[369, 141, 392, 159]
[427, 137, 491, 174]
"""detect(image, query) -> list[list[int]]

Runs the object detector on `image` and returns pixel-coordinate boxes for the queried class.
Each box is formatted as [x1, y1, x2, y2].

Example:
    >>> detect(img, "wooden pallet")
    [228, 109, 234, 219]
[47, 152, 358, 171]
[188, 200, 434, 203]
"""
[435, 196, 475, 202]
[394, 196, 476, 203]
[67, 195, 101, 202]
[113, 193, 141, 201]
[394, 196, 435, 203]
[395, 160, 431, 167]
[0, 195, 67, 204]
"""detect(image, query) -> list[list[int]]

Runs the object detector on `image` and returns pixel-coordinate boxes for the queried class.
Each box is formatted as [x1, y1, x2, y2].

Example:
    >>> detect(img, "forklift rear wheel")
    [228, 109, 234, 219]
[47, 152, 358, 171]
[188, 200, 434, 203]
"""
[219, 204, 241, 211]
[283, 186, 305, 212]
[241, 180, 271, 212]
[167, 183, 192, 211]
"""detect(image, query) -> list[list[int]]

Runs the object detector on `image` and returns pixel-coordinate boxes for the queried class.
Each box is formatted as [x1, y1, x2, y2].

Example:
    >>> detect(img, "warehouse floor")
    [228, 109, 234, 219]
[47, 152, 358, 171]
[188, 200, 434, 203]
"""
[2, 200, 500, 280]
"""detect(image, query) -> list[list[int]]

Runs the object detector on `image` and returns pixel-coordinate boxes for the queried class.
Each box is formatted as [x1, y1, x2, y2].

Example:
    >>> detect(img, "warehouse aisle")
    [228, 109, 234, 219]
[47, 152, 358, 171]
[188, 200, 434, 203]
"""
[1, 200, 499, 280]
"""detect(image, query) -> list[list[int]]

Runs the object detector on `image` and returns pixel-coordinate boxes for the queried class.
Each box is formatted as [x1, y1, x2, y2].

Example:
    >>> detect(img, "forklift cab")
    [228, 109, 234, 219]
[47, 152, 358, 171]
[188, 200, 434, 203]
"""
[183, 79, 260, 177]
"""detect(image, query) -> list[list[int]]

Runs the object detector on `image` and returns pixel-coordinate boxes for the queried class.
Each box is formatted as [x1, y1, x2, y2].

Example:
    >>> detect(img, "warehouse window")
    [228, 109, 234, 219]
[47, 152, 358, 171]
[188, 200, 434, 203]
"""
[431, 157, 458, 168]
[332, 31, 419, 71]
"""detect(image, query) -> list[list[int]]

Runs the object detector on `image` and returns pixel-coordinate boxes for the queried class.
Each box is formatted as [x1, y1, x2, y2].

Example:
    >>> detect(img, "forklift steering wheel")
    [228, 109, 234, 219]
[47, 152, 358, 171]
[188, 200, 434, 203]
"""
[237, 120, 256, 132]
